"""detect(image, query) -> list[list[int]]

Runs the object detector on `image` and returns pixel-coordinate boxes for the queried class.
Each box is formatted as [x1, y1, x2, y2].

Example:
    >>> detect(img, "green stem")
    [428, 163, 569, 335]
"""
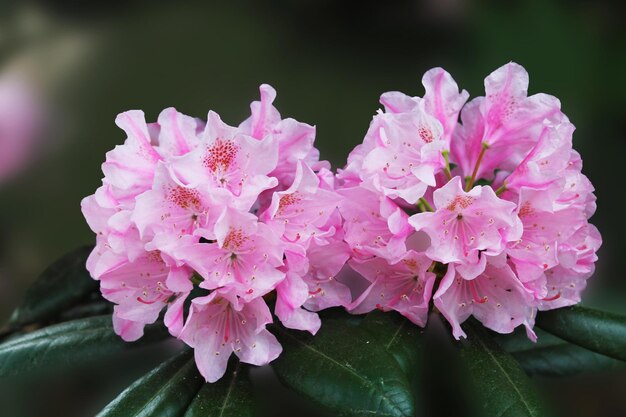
[442, 150, 452, 180]
[495, 182, 507, 196]
[419, 198, 434, 212]
[466, 142, 489, 191]
[190, 272, 204, 286]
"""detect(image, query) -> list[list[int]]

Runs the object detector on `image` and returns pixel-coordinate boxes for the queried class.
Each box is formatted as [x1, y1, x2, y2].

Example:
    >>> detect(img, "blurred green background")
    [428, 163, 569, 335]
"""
[0, 0, 624, 416]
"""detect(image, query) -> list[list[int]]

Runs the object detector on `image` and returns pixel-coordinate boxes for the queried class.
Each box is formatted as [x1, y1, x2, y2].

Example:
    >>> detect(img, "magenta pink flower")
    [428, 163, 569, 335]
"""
[173, 208, 285, 301]
[338, 62, 600, 341]
[410, 177, 522, 278]
[261, 161, 341, 249]
[338, 186, 412, 262]
[81, 66, 602, 378]
[434, 263, 536, 340]
[180, 290, 281, 383]
[349, 250, 436, 326]
[82, 84, 333, 381]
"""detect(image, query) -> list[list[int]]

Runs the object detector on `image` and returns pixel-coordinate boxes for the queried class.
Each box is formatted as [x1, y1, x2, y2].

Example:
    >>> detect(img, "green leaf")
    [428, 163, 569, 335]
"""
[495, 327, 621, 376]
[184, 361, 254, 417]
[0, 315, 167, 377]
[97, 350, 203, 417]
[9, 245, 98, 326]
[460, 321, 545, 417]
[359, 310, 425, 376]
[536, 305, 626, 362]
[271, 310, 415, 417]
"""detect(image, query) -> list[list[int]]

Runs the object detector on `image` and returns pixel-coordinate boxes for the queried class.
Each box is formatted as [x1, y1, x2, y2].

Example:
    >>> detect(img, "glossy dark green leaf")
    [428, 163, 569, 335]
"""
[495, 327, 621, 376]
[9, 245, 98, 326]
[460, 322, 545, 417]
[359, 310, 425, 376]
[272, 311, 415, 417]
[536, 305, 626, 362]
[0, 315, 167, 377]
[97, 349, 202, 417]
[184, 361, 254, 417]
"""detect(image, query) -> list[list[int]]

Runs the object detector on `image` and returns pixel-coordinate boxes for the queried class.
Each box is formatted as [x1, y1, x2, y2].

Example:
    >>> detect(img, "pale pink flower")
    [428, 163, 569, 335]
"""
[132, 162, 217, 244]
[338, 185, 412, 262]
[173, 208, 285, 301]
[340, 63, 600, 342]
[539, 224, 601, 310]
[300, 240, 353, 312]
[450, 62, 566, 182]
[274, 269, 322, 334]
[506, 186, 585, 295]
[101, 111, 161, 206]
[409, 177, 522, 278]
[261, 161, 341, 249]
[92, 248, 191, 341]
[154, 107, 203, 158]
[239, 84, 329, 188]
[170, 111, 279, 211]
[434, 263, 536, 340]
[180, 290, 282, 382]
[421, 68, 469, 147]
[359, 104, 445, 204]
[349, 250, 436, 326]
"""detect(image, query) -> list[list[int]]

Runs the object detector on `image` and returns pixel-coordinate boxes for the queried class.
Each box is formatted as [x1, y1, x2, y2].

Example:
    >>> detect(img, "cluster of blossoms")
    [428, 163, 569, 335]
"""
[339, 62, 600, 340]
[82, 62, 600, 382]
[82, 85, 351, 382]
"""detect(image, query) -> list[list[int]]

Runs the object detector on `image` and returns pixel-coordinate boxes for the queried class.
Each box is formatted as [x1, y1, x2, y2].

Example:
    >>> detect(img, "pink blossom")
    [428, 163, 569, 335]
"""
[170, 111, 279, 211]
[300, 240, 353, 312]
[349, 251, 436, 326]
[101, 111, 161, 207]
[338, 186, 412, 262]
[450, 62, 566, 182]
[410, 177, 522, 278]
[339, 62, 600, 342]
[539, 224, 601, 310]
[239, 84, 329, 188]
[92, 248, 191, 341]
[261, 161, 341, 249]
[180, 290, 281, 382]
[434, 263, 536, 340]
[173, 208, 285, 301]
[132, 162, 216, 244]
[359, 104, 445, 204]
[421, 68, 469, 147]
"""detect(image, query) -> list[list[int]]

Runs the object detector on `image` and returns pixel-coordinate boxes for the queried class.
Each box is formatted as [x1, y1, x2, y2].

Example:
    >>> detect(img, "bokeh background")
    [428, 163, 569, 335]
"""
[0, 1, 624, 416]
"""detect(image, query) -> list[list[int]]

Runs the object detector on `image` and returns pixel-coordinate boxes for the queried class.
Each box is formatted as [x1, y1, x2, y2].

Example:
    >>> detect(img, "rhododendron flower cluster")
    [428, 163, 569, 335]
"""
[82, 62, 601, 382]
[340, 62, 600, 340]
[82, 85, 350, 382]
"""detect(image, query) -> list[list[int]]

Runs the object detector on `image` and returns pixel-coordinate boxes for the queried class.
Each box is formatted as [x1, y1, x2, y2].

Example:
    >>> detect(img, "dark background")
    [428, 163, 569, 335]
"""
[0, 1, 624, 416]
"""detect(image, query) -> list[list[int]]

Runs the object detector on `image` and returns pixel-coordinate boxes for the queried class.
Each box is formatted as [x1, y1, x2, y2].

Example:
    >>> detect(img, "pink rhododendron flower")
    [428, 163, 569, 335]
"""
[82, 63, 602, 381]
[180, 290, 281, 382]
[82, 84, 344, 382]
[349, 250, 436, 326]
[338, 61, 600, 341]
[410, 176, 522, 279]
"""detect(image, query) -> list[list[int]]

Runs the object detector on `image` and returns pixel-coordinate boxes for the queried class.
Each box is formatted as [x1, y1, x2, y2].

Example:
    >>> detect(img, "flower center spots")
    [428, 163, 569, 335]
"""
[418, 126, 434, 143]
[223, 228, 248, 250]
[203, 139, 239, 172]
[446, 195, 474, 211]
[278, 192, 302, 215]
[146, 250, 163, 263]
[168, 186, 201, 210]
[402, 258, 418, 270]
[518, 202, 534, 218]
